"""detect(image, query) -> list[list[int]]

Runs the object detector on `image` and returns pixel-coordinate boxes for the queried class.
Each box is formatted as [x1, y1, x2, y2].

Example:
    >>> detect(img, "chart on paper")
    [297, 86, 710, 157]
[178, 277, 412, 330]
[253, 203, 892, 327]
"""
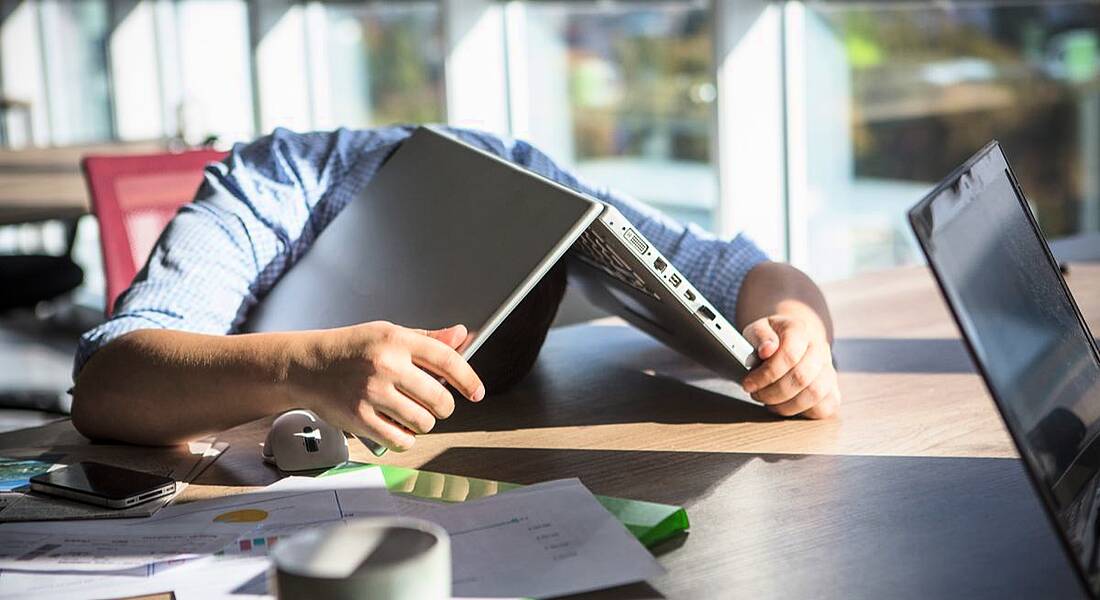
[397, 478, 664, 598]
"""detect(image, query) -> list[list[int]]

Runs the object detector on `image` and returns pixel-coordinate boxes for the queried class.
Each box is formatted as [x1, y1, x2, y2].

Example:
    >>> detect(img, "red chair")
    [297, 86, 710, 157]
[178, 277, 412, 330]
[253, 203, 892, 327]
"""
[81, 149, 228, 315]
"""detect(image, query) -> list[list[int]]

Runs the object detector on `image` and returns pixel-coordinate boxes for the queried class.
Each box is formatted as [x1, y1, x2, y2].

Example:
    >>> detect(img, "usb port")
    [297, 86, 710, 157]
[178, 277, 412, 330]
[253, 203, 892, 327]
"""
[696, 305, 716, 320]
[670, 273, 682, 288]
[623, 228, 649, 254]
[653, 257, 667, 272]
[684, 289, 697, 302]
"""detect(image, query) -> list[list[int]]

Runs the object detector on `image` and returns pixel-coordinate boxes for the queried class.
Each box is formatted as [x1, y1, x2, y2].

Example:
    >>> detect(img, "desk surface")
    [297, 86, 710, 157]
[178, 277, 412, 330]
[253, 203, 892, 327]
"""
[0, 141, 166, 225]
[4, 264, 1097, 598]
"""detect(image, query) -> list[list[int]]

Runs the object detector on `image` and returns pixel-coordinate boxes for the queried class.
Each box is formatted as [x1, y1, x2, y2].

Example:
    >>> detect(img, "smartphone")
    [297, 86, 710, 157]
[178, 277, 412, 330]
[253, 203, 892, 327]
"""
[29, 461, 177, 509]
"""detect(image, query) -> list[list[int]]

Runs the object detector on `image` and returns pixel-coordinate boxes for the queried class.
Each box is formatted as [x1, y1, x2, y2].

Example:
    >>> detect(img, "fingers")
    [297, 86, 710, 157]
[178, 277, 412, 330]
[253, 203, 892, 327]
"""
[355, 406, 417, 452]
[742, 318, 809, 394]
[768, 367, 838, 417]
[752, 342, 827, 406]
[802, 388, 841, 420]
[395, 364, 456, 419]
[421, 324, 468, 350]
[742, 318, 780, 360]
[403, 331, 485, 402]
[373, 385, 437, 435]
[739, 315, 841, 419]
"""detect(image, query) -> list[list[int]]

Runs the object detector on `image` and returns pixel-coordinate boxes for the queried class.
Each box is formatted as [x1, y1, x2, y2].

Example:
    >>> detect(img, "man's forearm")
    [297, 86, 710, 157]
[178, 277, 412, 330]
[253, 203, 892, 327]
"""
[735, 261, 834, 344]
[72, 329, 308, 445]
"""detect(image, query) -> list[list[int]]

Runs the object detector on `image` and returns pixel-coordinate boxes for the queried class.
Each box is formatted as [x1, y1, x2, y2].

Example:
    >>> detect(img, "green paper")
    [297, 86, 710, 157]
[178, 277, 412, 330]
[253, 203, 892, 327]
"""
[320, 462, 689, 548]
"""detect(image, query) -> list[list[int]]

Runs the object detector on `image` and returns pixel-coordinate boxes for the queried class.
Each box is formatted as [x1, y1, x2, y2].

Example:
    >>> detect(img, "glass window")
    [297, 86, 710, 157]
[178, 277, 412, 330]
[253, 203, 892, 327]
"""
[38, 0, 113, 143]
[795, 2, 1100, 280]
[517, 1, 717, 230]
[176, 0, 254, 144]
[110, 0, 165, 140]
[322, 1, 444, 127]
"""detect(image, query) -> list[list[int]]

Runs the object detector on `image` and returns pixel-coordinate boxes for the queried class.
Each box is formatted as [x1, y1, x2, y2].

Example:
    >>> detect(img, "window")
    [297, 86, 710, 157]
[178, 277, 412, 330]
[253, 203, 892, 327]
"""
[110, 0, 165, 140]
[516, 1, 718, 230]
[12, 0, 1100, 285]
[176, 0, 254, 144]
[322, 1, 444, 127]
[38, 0, 113, 144]
[790, 2, 1100, 280]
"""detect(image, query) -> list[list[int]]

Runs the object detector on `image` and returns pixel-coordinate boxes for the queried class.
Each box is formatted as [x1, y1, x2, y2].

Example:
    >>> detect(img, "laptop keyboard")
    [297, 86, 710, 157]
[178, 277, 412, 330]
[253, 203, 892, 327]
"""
[573, 229, 660, 300]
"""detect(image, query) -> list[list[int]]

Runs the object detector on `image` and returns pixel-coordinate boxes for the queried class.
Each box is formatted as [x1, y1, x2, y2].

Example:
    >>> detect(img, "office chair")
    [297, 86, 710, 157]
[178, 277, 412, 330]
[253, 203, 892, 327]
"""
[82, 149, 227, 315]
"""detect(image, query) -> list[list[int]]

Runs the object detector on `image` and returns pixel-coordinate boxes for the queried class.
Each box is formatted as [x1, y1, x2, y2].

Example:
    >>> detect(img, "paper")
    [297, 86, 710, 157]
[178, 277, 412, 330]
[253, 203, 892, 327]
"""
[188, 477, 655, 594]
[0, 472, 661, 599]
[0, 555, 270, 600]
[220, 468, 396, 549]
[0, 527, 240, 573]
[406, 478, 665, 598]
[0, 469, 393, 596]
[264, 464, 385, 492]
[179, 439, 230, 483]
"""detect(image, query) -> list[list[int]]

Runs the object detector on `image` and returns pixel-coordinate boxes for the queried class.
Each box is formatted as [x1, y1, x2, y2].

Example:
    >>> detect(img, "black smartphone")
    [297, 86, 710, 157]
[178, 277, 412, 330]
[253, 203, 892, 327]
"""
[29, 461, 177, 509]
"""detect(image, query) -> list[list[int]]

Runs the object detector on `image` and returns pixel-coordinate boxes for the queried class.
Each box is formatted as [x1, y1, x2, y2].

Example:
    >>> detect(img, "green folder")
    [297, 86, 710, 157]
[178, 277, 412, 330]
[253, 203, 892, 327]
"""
[321, 462, 689, 548]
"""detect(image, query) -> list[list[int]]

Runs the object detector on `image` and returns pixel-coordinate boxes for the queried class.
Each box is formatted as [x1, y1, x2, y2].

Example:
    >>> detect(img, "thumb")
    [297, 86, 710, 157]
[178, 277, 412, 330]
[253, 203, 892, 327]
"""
[742, 318, 780, 360]
[425, 324, 468, 349]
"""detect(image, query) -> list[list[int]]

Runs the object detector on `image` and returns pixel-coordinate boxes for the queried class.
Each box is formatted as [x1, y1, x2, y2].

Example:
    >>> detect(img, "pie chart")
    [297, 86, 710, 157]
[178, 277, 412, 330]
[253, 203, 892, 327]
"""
[214, 508, 269, 523]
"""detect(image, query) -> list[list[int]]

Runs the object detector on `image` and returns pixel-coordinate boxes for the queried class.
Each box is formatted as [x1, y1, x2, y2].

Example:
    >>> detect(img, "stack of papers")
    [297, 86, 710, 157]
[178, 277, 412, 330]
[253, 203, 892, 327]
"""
[0, 467, 664, 599]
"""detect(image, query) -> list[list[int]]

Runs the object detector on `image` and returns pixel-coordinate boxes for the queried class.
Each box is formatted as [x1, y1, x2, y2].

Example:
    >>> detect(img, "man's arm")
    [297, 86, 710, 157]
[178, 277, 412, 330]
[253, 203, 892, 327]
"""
[736, 261, 839, 419]
[72, 127, 485, 447]
[73, 323, 484, 447]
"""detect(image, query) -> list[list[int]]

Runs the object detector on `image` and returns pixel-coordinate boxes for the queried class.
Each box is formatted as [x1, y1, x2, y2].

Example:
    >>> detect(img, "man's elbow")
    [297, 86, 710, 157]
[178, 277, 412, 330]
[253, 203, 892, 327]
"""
[70, 346, 136, 444]
[70, 375, 112, 443]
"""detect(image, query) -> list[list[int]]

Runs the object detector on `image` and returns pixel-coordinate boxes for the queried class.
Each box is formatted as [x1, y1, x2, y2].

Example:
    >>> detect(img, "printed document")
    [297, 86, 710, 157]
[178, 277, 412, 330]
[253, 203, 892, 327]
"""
[0, 471, 664, 598]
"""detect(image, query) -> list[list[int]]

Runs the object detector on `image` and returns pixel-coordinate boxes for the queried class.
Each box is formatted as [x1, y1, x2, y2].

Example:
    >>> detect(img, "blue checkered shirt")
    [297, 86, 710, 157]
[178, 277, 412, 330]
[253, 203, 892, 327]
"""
[74, 126, 769, 377]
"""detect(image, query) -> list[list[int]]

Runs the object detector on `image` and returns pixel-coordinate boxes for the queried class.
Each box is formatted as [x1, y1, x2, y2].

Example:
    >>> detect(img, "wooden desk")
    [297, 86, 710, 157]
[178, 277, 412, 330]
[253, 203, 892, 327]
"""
[0, 141, 166, 225]
[4, 265, 1096, 598]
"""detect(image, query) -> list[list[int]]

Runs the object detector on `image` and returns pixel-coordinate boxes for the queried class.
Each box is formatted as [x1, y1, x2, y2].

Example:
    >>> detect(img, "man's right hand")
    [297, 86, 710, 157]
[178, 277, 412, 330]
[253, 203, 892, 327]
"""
[296, 321, 485, 452]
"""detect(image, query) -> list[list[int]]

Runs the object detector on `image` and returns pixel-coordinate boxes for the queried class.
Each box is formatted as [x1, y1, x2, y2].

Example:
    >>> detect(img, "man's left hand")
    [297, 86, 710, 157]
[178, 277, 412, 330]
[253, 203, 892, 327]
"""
[740, 315, 840, 419]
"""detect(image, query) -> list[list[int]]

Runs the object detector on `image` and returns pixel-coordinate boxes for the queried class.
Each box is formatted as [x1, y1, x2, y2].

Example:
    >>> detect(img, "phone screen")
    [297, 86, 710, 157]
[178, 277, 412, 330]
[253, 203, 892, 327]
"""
[31, 462, 175, 500]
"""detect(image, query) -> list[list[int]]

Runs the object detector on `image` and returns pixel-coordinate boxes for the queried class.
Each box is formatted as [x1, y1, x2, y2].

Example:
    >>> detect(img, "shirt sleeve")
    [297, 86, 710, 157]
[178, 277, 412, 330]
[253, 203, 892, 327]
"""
[453, 130, 771, 321]
[72, 127, 405, 378]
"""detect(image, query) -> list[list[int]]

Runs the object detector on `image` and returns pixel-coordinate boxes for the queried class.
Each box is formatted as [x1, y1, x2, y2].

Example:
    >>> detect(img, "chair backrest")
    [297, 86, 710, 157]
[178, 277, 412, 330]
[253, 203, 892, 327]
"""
[81, 149, 227, 315]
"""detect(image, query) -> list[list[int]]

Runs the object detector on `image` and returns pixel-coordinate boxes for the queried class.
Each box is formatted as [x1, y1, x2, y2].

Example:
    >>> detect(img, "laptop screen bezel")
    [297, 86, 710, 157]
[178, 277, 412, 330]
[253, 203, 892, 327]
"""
[908, 140, 1098, 596]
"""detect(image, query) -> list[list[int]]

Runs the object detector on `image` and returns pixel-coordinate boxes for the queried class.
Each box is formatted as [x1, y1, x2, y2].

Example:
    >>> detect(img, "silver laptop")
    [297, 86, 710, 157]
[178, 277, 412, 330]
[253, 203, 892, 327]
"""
[246, 126, 758, 382]
[243, 127, 598, 359]
[568, 202, 759, 380]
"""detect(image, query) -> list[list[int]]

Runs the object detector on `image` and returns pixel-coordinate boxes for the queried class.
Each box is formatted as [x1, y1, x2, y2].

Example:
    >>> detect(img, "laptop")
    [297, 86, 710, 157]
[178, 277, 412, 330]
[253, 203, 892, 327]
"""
[245, 126, 758, 376]
[909, 141, 1100, 596]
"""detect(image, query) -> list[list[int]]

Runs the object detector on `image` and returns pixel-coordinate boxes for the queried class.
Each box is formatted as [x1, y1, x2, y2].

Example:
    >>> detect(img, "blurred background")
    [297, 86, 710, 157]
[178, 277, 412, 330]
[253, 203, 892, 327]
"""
[3, 0, 1100, 308]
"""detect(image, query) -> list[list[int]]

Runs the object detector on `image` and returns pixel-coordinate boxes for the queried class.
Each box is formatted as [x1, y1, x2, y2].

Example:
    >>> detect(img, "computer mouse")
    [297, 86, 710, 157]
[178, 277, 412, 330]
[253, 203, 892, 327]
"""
[262, 409, 349, 473]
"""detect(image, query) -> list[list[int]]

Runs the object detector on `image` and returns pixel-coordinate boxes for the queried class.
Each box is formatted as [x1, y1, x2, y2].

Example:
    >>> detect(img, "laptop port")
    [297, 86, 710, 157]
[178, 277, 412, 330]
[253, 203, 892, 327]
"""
[653, 257, 667, 272]
[670, 273, 682, 288]
[696, 305, 716, 321]
[684, 289, 697, 302]
[623, 228, 649, 254]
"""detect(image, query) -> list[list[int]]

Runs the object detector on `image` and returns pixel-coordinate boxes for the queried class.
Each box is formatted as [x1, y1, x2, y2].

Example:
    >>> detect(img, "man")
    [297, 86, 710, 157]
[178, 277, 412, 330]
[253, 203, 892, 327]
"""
[72, 126, 840, 449]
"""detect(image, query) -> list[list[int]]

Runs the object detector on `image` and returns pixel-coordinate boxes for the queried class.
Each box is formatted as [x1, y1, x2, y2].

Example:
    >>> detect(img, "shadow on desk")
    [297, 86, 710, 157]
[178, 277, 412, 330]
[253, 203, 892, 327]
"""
[418, 447, 1084, 599]
[437, 363, 779, 435]
[437, 323, 780, 435]
[833, 337, 976, 374]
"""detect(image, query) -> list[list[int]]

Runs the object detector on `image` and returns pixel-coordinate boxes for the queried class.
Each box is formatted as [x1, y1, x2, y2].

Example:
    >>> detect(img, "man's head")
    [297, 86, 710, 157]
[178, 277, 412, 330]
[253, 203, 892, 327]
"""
[469, 261, 568, 394]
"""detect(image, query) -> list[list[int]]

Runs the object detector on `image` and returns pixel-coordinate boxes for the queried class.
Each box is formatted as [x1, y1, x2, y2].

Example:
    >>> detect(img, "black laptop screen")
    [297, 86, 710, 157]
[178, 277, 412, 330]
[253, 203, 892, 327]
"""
[910, 143, 1100, 593]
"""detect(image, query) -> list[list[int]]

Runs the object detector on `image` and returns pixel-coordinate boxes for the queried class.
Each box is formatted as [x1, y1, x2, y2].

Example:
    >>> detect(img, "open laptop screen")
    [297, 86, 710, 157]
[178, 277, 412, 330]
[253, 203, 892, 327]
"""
[910, 142, 1100, 594]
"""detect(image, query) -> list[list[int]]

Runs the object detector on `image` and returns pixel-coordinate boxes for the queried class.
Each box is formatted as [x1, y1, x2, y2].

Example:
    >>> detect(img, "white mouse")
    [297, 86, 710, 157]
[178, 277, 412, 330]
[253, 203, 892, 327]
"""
[263, 409, 349, 473]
